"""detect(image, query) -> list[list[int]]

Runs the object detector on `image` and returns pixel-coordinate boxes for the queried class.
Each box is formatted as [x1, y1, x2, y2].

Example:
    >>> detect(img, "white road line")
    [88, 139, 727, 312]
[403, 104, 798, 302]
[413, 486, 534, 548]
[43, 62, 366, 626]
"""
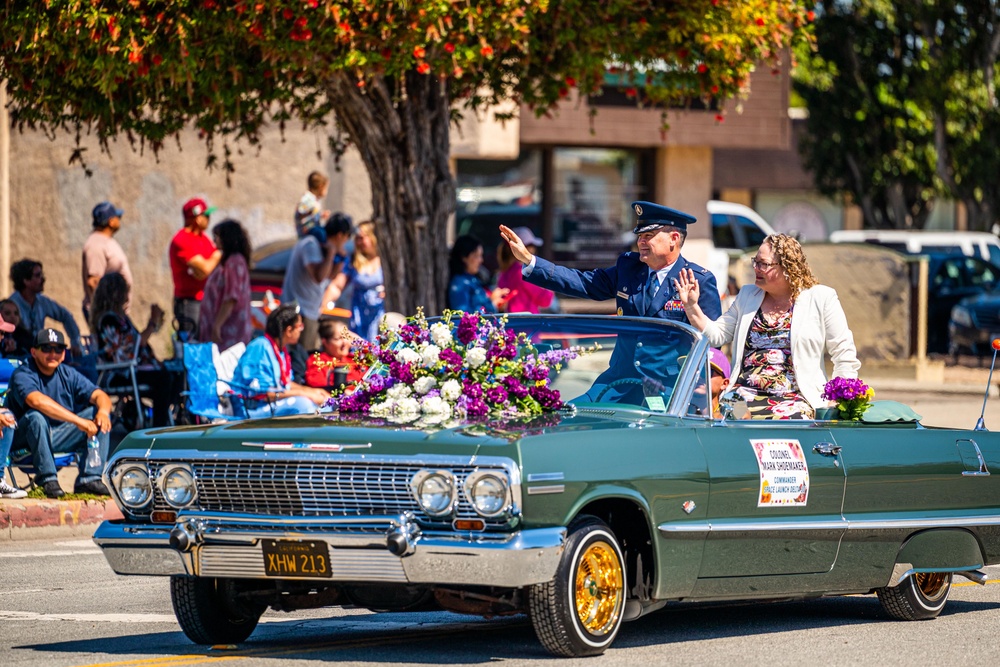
[0, 611, 179, 623]
[0, 549, 101, 558]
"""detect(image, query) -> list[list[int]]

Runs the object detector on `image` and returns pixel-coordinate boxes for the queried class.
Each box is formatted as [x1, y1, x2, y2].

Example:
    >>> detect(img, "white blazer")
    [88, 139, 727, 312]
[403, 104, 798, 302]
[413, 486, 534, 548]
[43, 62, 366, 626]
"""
[701, 284, 861, 409]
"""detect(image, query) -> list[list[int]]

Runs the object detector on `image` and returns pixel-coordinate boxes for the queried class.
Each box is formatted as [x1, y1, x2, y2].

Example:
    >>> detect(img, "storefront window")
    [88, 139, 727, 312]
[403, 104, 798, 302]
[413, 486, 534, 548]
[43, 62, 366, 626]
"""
[455, 147, 649, 274]
[551, 148, 646, 270]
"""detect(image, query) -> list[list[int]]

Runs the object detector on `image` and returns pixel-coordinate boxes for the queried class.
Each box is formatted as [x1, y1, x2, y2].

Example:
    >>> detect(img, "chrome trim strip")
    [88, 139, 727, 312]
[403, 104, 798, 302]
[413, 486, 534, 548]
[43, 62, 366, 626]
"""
[844, 516, 1000, 530]
[658, 514, 1000, 536]
[527, 485, 565, 495]
[527, 473, 565, 482]
[240, 442, 373, 451]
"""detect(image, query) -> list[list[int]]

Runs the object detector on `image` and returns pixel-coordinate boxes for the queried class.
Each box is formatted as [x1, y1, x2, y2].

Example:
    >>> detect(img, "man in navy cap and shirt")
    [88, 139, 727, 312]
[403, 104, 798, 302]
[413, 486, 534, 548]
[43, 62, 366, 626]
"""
[6, 328, 113, 498]
[499, 201, 722, 402]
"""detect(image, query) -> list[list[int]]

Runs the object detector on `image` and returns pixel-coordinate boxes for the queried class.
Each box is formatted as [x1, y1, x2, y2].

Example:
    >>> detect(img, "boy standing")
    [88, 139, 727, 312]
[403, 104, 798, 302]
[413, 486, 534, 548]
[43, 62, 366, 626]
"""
[294, 172, 331, 238]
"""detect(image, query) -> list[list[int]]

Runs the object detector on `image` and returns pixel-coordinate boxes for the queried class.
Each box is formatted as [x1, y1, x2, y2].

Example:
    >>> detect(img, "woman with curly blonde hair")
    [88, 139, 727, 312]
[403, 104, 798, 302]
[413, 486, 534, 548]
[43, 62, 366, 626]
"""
[674, 234, 860, 419]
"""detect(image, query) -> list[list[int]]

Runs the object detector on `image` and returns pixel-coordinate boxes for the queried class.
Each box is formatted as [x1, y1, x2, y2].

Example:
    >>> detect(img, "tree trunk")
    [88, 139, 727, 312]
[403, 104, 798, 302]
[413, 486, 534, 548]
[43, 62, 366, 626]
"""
[327, 72, 455, 316]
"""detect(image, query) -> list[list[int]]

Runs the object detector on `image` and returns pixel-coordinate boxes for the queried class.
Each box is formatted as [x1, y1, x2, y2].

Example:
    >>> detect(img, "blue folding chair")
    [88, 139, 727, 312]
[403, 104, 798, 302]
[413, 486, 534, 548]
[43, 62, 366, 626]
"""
[180, 342, 274, 422]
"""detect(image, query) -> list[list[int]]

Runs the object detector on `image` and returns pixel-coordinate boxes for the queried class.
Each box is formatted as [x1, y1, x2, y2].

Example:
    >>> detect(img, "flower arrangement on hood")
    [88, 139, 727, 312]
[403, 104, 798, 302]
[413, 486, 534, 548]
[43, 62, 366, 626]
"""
[328, 309, 596, 422]
[821, 377, 874, 421]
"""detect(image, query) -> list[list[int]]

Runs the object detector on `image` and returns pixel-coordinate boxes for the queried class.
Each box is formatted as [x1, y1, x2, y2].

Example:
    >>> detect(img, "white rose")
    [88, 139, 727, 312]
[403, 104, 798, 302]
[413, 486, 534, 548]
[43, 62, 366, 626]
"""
[397, 347, 422, 365]
[440, 379, 462, 401]
[430, 322, 452, 347]
[420, 344, 441, 367]
[466, 347, 487, 369]
[387, 384, 412, 400]
[413, 376, 437, 395]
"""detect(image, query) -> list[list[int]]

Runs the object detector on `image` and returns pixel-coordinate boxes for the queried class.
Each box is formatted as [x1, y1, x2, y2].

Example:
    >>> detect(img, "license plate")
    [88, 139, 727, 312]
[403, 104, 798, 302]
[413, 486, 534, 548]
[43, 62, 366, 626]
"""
[261, 539, 331, 578]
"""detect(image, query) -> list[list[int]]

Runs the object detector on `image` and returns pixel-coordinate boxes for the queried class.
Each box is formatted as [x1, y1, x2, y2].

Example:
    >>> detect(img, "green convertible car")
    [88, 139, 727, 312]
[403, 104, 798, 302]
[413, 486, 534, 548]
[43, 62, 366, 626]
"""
[94, 314, 1000, 657]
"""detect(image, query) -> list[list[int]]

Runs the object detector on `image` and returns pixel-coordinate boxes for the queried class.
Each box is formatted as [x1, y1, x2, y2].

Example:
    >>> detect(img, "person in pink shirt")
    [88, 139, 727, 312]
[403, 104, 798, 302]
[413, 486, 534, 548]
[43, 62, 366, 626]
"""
[496, 227, 554, 314]
[198, 219, 253, 351]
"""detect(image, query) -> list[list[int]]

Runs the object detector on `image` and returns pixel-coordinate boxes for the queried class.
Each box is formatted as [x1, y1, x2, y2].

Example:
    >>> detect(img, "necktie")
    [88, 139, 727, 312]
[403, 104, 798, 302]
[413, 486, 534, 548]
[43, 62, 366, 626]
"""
[645, 272, 660, 314]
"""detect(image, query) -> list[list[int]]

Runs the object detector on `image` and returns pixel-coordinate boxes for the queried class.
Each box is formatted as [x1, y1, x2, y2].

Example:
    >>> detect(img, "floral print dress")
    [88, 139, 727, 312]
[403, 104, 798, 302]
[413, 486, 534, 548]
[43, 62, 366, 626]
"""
[733, 307, 815, 420]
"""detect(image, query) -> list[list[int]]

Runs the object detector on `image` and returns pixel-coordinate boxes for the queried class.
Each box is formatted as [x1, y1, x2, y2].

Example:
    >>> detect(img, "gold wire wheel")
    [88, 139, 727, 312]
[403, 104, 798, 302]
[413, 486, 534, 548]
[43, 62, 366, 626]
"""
[914, 572, 951, 602]
[574, 540, 624, 636]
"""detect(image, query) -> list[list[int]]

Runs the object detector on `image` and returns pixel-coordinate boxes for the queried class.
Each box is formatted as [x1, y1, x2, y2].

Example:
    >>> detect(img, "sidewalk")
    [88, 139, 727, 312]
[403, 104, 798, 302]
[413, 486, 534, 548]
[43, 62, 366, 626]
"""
[0, 466, 122, 541]
[2, 358, 998, 542]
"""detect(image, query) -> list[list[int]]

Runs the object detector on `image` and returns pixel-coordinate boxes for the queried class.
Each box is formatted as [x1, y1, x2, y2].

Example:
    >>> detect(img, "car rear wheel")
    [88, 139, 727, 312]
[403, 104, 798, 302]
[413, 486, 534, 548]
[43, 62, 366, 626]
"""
[876, 572, 952, 620]
[170, 576, 265, 644]
[528, 517, 626, 657]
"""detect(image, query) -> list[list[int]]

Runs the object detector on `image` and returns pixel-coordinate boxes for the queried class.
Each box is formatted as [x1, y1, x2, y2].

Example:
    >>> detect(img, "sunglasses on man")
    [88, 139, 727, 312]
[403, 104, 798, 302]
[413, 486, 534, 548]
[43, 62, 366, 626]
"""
[37, 344, 65, 354]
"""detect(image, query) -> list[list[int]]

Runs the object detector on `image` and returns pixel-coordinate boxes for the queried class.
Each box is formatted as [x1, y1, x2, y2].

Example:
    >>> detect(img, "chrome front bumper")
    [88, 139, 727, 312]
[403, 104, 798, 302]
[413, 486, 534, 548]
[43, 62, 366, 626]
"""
[93, 514, 566, 588]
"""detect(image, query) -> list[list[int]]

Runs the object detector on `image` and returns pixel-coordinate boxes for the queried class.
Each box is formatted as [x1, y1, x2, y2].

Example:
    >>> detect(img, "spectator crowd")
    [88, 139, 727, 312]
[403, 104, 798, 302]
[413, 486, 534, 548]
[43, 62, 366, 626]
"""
[0, 171, 405, 499]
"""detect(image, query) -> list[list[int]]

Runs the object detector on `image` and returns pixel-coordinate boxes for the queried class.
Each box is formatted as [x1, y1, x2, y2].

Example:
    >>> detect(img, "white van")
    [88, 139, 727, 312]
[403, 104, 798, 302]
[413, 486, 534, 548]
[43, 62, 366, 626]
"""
[829, 229, 1000, 264]
[708, 200, 778, 251]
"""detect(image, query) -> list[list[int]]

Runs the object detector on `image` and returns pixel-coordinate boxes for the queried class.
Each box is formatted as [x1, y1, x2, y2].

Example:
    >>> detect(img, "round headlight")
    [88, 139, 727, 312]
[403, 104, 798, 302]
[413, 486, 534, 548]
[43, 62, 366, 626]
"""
[412, 471, 455, 516]
[465, 473, 509, 517]
[158, 466, 197, 508]
[116, 466, 152, 508]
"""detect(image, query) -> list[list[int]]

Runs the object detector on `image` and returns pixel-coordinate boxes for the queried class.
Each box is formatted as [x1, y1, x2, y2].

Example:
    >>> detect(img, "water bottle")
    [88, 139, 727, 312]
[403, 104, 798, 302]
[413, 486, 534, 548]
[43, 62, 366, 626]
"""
[86, 434, 102, 470]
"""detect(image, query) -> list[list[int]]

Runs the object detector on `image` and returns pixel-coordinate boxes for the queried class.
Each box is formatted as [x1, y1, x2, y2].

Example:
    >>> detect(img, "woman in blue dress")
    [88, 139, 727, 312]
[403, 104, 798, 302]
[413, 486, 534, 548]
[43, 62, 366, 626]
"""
[447, 235, 509, 313]
[323, 221, 385, 341]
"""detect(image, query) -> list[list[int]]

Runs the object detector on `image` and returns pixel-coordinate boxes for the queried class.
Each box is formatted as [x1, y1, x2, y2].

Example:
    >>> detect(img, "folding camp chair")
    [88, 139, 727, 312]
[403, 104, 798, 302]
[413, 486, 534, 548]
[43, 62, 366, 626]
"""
[180, 342, 273, 423]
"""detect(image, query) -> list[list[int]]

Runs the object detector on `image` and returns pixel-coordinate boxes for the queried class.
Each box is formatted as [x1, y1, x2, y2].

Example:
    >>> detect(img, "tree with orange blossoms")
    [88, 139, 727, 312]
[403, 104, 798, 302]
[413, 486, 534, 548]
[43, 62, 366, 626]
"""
[1, 0, 811, 314]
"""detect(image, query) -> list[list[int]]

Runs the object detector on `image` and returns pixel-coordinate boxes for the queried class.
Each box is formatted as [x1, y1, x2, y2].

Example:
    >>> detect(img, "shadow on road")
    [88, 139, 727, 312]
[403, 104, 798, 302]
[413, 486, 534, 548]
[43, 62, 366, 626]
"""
[14, 596, 1000, 663]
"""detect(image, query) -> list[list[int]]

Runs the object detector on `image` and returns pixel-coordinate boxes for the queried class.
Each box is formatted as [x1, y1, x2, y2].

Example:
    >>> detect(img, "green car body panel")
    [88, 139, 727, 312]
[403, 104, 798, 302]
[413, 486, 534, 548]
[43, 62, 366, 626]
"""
[91, 315, 1000, 654]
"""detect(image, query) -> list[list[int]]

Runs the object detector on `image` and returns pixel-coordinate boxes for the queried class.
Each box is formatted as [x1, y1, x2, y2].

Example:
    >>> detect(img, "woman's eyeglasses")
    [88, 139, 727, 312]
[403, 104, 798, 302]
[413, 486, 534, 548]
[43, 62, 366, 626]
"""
[751, 258, 779, 270]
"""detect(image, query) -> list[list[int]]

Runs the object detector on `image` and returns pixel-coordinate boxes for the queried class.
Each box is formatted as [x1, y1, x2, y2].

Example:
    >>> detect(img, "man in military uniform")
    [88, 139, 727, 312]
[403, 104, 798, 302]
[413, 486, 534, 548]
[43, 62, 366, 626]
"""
[499, 201, 722, 404]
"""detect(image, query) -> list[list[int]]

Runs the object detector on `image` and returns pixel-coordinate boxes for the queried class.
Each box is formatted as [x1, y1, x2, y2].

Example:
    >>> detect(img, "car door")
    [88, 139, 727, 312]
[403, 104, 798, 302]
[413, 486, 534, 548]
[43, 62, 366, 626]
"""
[695, 423, 847, 577]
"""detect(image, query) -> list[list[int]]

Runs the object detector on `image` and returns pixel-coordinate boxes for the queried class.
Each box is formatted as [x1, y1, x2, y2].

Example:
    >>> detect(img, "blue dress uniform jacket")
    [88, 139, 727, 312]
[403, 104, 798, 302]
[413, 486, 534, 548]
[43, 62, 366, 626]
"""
[527, 253, 722, 404]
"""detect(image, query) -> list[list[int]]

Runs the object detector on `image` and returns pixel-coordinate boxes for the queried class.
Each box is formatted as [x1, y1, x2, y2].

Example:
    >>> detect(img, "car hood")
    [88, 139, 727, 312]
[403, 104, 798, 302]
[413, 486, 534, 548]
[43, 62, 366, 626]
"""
[120, 407, 658, 460]
[956, 290, 1000, 308]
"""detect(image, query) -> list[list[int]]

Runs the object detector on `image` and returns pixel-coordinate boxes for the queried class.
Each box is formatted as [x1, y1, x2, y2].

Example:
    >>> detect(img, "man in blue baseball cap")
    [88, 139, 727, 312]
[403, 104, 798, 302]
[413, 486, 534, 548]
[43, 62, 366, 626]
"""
[500, 201, 721, 403]
[83, 201, 133, 320]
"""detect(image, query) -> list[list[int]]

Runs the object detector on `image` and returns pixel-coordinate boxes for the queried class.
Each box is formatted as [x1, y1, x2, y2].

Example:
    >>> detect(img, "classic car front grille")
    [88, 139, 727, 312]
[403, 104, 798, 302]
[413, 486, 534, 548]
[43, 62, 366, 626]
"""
[145, 460, 506, 525]
[972, 305, 1000, 330]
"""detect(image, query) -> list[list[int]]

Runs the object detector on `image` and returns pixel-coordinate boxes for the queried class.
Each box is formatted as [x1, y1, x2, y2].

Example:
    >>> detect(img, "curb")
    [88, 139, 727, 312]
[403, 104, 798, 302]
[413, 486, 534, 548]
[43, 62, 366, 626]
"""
[0, 498, 122, 542]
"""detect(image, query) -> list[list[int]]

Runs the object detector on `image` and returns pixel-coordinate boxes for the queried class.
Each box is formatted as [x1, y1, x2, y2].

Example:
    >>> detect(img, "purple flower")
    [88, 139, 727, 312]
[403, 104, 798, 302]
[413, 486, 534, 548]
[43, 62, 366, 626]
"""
[390, 361, 416, 385]
[525, 363, 549, 381]
[485, 385, 509, 405]
[822, 377, 870, 401]
[439, 348, 463, 370]
[530, 385, 563, 410]
[463, 379, 483, 399]
[503, 375, 529, 398]
[456, 313, 479, 345]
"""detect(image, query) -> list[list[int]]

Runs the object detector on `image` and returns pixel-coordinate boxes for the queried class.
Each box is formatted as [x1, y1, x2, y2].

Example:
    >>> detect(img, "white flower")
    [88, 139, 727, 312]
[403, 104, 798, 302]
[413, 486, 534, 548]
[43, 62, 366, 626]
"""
[466, 347, 487, 369]
[440, 379, 462, 401]
[413, 376, 437, 395]
[369, 400, 394, 417]
[430, 322, 452, 347]
[420, 344, 441, 367]
[397, 347, 422, 365]
[387, 384, 412, 400]
[421, 395, 452, 417]
[396, 397, 420, 415]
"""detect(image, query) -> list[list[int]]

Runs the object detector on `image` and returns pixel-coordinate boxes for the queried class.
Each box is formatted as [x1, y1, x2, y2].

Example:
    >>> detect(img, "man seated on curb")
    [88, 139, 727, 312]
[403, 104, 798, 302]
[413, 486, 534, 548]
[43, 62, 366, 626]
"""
[6, 328, 112, 498]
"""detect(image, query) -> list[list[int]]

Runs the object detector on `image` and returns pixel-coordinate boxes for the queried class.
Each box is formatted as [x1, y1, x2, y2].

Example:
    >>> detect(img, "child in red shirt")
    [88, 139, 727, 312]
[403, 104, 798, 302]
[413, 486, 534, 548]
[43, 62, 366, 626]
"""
[305, 320, 366, 389]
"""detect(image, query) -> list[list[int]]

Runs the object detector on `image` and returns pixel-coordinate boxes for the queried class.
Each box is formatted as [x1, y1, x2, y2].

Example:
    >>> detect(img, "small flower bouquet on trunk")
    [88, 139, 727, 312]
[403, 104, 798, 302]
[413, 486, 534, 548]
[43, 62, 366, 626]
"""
[821, 377, 874, 421]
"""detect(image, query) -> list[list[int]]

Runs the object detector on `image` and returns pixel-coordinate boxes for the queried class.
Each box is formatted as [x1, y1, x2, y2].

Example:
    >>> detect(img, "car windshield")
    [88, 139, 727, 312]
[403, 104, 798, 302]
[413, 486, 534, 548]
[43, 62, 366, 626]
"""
[439, 315, 702, 413]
